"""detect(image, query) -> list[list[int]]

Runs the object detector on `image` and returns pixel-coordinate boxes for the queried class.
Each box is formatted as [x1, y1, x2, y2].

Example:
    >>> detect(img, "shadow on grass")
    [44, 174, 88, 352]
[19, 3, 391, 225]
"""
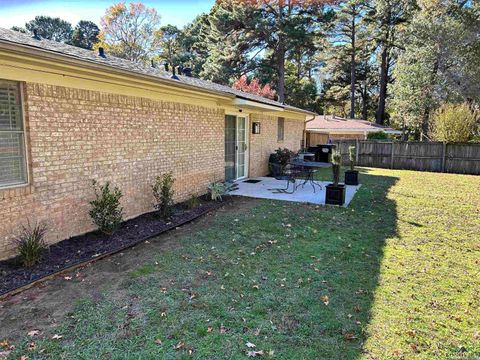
[6, 167, 400, 359]
[303, 166, 399, 358]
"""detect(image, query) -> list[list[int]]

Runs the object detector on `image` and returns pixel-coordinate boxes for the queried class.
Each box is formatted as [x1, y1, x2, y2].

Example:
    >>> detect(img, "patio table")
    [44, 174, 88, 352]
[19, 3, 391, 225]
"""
[289, 160, 332, 192]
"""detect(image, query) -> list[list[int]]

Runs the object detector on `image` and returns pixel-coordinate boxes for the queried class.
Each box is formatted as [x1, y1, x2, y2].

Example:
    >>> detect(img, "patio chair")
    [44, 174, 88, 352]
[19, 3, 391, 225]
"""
[268, 163, 305, 194]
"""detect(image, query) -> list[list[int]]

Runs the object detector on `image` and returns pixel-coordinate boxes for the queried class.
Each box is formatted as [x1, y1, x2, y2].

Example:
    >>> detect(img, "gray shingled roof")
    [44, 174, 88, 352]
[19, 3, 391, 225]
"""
[0, 27, 313, 115]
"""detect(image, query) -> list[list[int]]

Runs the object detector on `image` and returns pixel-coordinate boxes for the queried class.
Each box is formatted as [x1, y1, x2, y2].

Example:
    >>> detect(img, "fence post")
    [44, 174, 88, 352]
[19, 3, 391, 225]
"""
[441, 142, 446, 173]
[390, 141, 395, 169]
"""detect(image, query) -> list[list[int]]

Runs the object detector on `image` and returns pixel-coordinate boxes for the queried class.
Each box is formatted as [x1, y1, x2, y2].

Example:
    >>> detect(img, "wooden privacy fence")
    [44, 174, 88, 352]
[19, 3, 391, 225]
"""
[332, 140, 480, 175]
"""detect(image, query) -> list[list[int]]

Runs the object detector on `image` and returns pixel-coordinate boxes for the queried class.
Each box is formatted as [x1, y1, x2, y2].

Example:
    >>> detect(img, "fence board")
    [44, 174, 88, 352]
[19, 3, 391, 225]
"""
[332, 140, 480, 175]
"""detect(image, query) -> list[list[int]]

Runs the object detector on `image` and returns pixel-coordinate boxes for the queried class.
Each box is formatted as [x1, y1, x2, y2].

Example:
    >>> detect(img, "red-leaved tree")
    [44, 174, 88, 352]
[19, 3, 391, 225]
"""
[233, 75, 276, 99]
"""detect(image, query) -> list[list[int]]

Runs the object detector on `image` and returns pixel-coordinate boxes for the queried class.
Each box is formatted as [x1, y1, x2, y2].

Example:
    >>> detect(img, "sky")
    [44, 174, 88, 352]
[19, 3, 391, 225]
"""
[0, 0, 215, 29]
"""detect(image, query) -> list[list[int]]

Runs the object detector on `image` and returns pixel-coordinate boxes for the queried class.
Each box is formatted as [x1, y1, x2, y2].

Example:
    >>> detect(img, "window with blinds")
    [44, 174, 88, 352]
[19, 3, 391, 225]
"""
[0, 81, 27, 188]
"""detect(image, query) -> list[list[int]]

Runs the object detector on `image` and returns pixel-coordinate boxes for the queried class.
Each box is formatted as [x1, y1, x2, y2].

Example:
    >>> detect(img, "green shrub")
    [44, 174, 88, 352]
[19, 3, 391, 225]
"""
[89, 180, 123, 235]
[185, 194, 200, 209]
[152, 172, 175, 218]
[208, 182, 235, 201]
[272, 148, 295, 172]
[348, 146, 356, 171]
[15, 221, 47, 267]
[331, 150, 342, 186]
[367, 131, 390, 140]
[430, 103, 478, 142]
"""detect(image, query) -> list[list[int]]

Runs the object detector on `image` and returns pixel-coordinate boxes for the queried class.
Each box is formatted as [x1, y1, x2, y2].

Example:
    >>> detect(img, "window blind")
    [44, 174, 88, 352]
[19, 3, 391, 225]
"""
[0, 81, 27, 187]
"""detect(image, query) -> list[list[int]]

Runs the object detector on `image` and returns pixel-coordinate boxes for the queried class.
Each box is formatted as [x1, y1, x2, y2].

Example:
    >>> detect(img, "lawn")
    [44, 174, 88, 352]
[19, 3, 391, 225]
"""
[3, 168, 480, 359]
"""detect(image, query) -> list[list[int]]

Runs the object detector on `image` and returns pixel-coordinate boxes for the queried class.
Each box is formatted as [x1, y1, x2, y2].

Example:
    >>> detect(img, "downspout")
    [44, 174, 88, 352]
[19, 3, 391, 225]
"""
[303, 114, 316, 149]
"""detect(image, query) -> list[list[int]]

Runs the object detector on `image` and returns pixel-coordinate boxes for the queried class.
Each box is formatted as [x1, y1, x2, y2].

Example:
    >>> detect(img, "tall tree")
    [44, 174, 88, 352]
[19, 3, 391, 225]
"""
[215, 0, 335, 103]
[330, 0, 369, 118]
[366, 0, 417, 125]
[155, 25, 183, 68]
[98, 2, 162, 62]
[391, 0, 480, 139]
[25, 16, 73, 42]
[70, 21, 100, 50]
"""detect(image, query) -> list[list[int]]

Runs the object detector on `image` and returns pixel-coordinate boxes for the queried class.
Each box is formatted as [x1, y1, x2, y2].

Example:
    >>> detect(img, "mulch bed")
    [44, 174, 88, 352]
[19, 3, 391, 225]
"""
[0, 197, 227, 298]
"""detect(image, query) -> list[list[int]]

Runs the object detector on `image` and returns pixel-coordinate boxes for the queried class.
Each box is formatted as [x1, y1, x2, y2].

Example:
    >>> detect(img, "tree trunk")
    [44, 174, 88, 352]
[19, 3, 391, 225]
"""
[277, 43, 286, 103]
[362, 59, 368, 120]
[375, 45, 388, 125]
[421, 60, 439, 140]
[350, 12, 356, 119]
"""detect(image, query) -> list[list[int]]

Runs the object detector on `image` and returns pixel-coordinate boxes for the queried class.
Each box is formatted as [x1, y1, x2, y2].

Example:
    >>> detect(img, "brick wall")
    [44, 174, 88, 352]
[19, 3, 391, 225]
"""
[249, 114, 305, 177]
[0, 83, 225, 259]
[0, 83, 306, 260]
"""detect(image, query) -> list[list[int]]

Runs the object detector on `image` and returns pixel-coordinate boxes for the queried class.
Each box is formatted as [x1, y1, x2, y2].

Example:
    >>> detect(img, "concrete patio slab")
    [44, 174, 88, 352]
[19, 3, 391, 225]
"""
[229, 177, 361, 207]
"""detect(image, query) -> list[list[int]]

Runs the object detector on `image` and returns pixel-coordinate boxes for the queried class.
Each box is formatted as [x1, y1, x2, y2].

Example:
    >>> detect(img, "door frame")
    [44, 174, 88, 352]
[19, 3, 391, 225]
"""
[225, 112, 249, 181]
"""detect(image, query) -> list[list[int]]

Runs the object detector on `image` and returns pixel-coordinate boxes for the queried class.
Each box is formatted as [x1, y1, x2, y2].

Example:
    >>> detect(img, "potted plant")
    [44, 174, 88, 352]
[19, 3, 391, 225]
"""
[344, 146, 359, 185]
[269, 148, 295, 175]
[325, 150, 346, 205]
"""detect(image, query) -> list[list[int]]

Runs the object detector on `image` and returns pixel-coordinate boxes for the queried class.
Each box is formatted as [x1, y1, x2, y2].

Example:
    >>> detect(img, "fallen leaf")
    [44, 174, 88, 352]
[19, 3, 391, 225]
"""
[0, 350, 12, 358]
[343, 332, 357, 341]
[321, 295, 329, 306]
[154, 339, 162, 345]
[354, 304, 361, 312]
[27, 330, 40, 337]
[406, 329, 417, 337]
[0, 340, 9, 348]
[254, 328, 260, 336]
[220, 323, 226, 335]
[174, 341, 185, 350]
[246, 341, 256, 348]
[64, 276, 72, 280]
[207, 327, 213, 333]
[51, 334, 63, 340]
[27, 342, 36, 351]
[246, 350, 264, 357]
[252, 285, 260, 290]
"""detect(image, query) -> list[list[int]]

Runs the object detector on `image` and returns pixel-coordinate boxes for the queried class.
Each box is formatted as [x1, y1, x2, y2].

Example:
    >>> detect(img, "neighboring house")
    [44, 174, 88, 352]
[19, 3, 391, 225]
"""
[0, 28, 313, 260]
[306, 114, 401, 146]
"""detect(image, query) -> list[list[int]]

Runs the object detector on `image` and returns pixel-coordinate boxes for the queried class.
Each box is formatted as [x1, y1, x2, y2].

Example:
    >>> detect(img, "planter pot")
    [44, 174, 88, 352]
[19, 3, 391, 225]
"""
[325, 184, 346, 206]
[344, 170, 359, 186]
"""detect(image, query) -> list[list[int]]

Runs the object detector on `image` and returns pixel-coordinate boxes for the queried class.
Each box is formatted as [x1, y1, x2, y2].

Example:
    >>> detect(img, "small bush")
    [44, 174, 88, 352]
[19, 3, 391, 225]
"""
[15, 221, 47, 267]
[152, 172, 175, 218]
[208, 181, 235, 201]
[89, 180, 123, 235]
[271, 148, 295, 172]
[367, 131, 390, 140]
[331, 150, 342, 186]
[185, 194, 200, 209]
[430, 103, 478, 142]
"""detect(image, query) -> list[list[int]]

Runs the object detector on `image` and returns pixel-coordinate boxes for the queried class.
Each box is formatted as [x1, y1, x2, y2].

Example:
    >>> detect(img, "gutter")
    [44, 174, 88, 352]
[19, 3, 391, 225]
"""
[0, 39, 313, 117]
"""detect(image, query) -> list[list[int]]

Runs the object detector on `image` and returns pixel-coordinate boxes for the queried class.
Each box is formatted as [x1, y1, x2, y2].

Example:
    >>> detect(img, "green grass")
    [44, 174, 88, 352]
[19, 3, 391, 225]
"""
[8, 168, 480, 359]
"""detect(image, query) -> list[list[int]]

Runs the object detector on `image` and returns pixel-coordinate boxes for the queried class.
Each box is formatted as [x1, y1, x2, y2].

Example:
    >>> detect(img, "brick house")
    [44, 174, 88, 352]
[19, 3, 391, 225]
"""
[0, 28, 314, 260]
[306, 114, 401, 146]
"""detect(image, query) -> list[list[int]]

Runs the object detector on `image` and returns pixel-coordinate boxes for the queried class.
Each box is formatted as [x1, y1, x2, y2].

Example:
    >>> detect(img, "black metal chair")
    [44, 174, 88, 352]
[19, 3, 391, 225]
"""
[268, 163, 304, 194]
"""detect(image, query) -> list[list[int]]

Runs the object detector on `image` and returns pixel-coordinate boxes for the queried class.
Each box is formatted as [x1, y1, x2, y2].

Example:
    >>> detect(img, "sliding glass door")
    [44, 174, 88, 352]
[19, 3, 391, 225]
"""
[225, 115, 248, 181]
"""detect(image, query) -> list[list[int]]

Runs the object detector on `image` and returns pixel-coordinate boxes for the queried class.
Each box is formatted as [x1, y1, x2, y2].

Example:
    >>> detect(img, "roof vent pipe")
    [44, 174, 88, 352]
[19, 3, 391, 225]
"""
[164, 62, 169, 72]
[98, 47, 106, 58]
[171, 66, 179, 80]
[32, 29, 41, 40]
[151, 59, 156, 68]
[183, 67, 192, 77]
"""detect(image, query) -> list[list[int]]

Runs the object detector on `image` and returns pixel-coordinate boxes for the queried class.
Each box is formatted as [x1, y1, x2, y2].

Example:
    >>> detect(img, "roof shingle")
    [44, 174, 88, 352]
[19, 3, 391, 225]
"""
[0, 27, 312, 115]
